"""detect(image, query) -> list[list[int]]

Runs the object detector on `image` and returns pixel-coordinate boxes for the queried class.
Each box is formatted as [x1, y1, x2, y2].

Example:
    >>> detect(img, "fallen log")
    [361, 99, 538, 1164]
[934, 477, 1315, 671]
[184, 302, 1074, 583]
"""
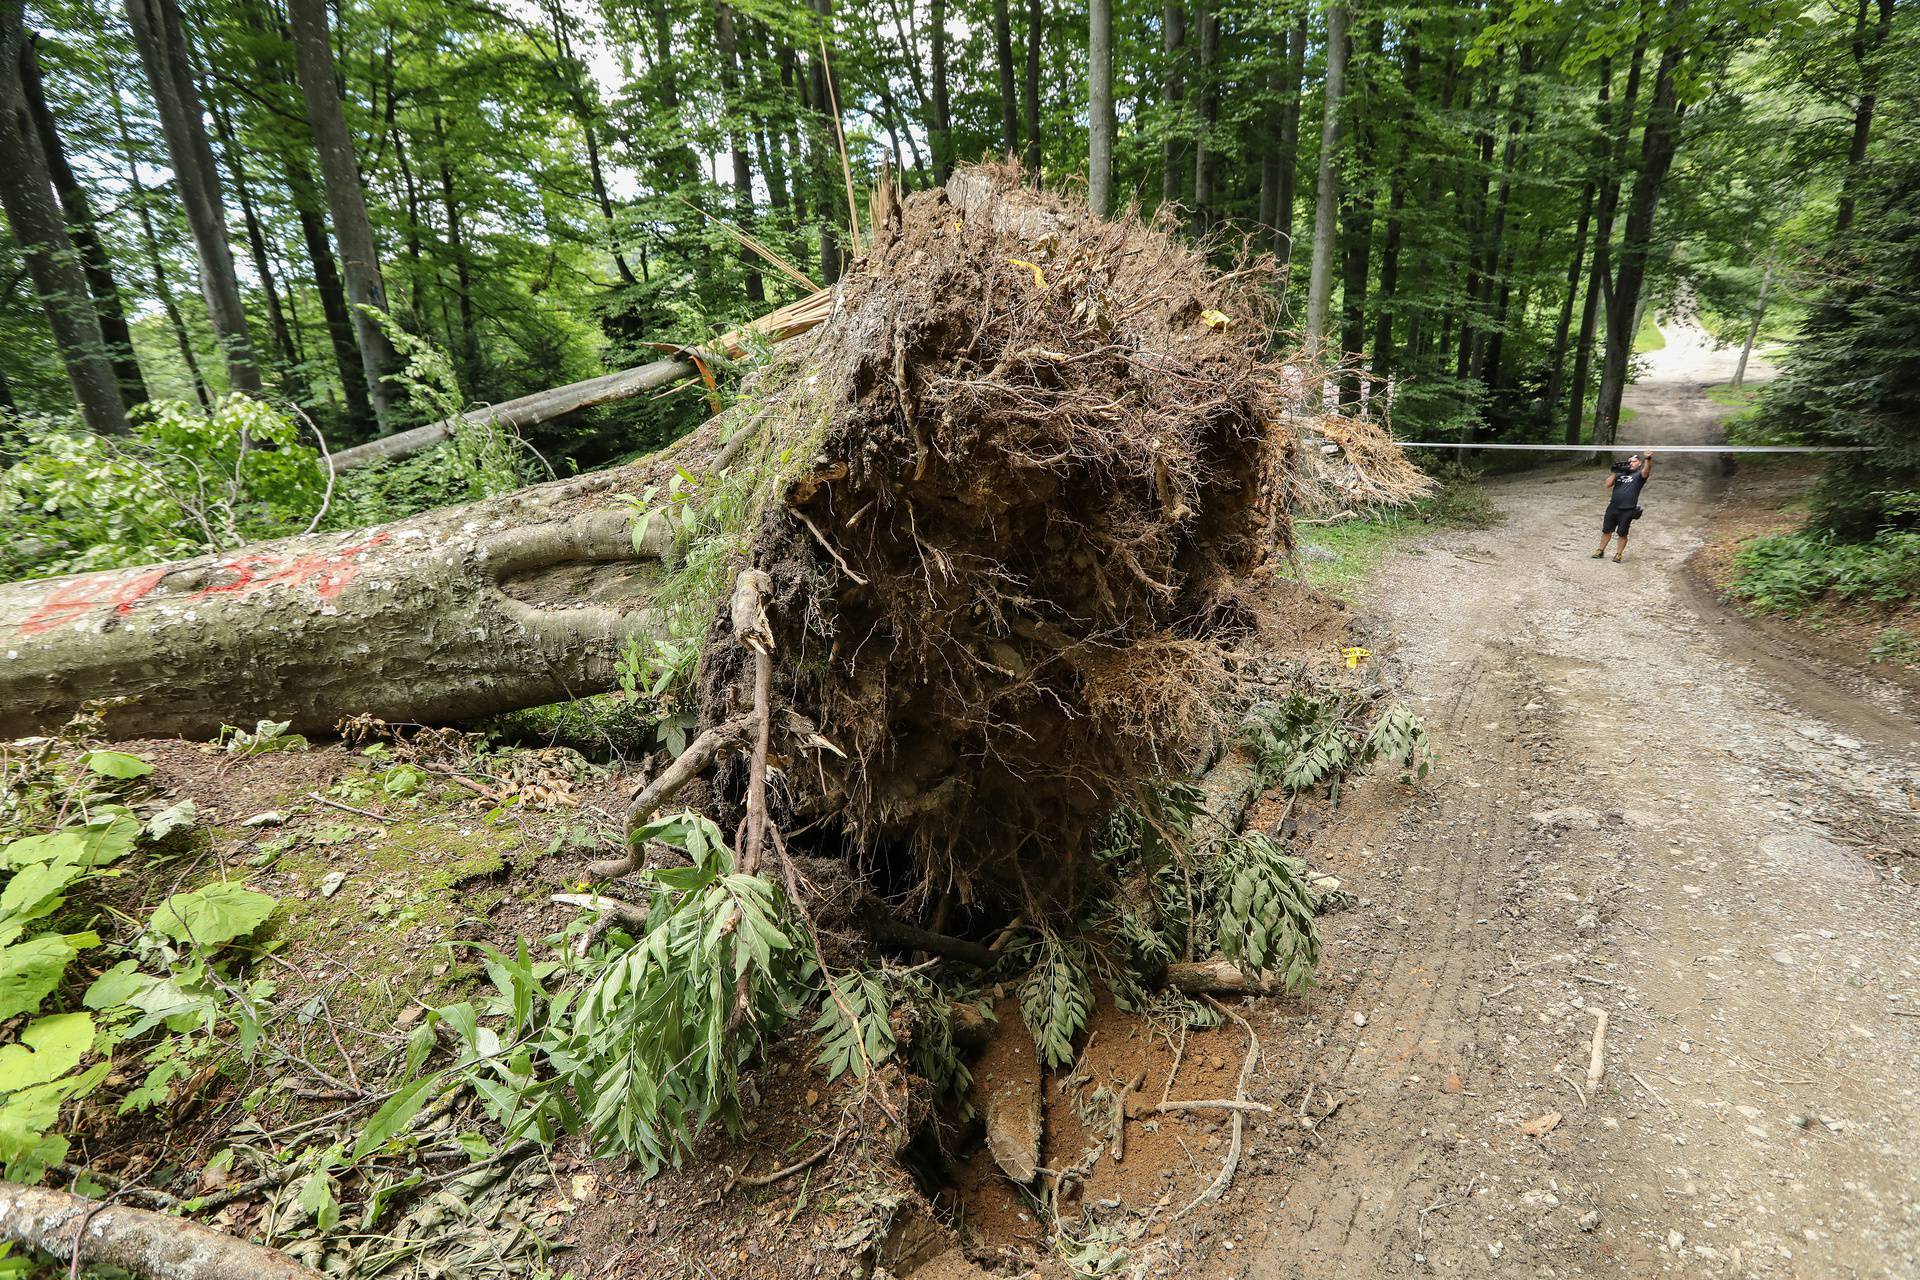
[328, 288, 833, 470]
[2, 165, 1422, 894]
[0, 1181, 323, 1280]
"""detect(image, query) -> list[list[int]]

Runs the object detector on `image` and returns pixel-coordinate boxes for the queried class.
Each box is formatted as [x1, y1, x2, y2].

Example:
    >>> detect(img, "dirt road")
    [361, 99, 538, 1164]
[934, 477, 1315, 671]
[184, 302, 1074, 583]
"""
[1215, 325, 1920, 1278]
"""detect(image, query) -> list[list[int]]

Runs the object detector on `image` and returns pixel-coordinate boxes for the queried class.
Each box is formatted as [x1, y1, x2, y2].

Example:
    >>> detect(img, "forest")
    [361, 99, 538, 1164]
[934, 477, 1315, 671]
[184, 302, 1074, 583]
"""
[0, 0, 1916, 1276]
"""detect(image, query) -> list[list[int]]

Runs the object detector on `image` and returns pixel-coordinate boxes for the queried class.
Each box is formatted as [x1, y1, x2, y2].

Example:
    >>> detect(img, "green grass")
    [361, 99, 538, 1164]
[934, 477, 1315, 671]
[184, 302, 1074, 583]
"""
[1634, 312, 1666, 353]
[1296, 480, 1501, 596]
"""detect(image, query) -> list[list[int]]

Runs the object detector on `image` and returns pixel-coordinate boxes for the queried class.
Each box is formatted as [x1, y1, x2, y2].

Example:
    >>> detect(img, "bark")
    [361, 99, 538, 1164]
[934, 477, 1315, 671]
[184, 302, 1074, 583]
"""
[1567, 34, 1643, 445]
[325, 288, 832, 469]
[1304, 4, 1349, 348]
[19, 30, 147, 409]
[0, 464, 687, 739]
[1023, 0, 1043, 177]
[1547, 59, 1608, 431]
[210, 97, 297, 376]
[123, 0, 263, 396]
[808, 0, 844, 284]
[1162, 0, 1185, 205]
[1191, 0, 1219, 227]
[1337, 20, 1381, 402]
[993, 0, 1018, 158]
[1731, 260, 1771, 390]
[285, 156, 374, 429]
[432, 112, 477, 385]
[109, 89, 211, 411]
[1088, 0, 1114, 216]
[716, 3, 764, 304]
[1595, 39, 1685, 447]
[1835, 0, 1895, 235]
[930, 0, 952, 180]
[0, 7, 128, 435]
[1476, 46, 1535, 393]
[287, 0, 404, 430]
[1258, 11, 1306, 254]
[0, 1181, 323, 1280]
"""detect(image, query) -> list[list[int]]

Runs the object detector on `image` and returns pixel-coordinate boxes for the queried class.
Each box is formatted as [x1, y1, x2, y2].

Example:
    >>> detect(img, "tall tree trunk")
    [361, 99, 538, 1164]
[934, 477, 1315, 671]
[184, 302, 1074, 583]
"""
[1476, 46, 1535, 392]
[19, 31, 147, 409]
[123, 0, 263, 396]
[432, 112, 478, 385]
[210, 97, 297, 377]
[1567, 34, 1643, 445]
[716, 3, 765, 304]
[1191, 0, 1219, 227]
[993, 0, 1018, 158]
[1546, 59, 1610, 432]
[1023, 0, 1043, 177]
[1336, 22, 1379, 405]
[1595, 41, 1686, 446]
[108, 86, 210, 411]
[1089, 0, 1114, 215]
[1455, 63, 1502, 385]
[1371, 34, 1417, 379]
[1304, 4, 1348, 348]
[0, 10, 128, 434]
[1731, 260, 1771, 390]
[1834, 0, 1895, 234]
[285, 156, 374, 429]
[931, 0, 952, 180]
[287, 0, 404, 430]
[1258, 11, 1305, 254]
[808, 0, 844, 284]
[1161, 1, 1185, 205]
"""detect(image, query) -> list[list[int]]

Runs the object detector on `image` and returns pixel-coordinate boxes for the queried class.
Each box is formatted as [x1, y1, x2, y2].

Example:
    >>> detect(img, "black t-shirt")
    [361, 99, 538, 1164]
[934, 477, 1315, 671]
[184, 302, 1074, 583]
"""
[1609, 468, 1649, 510]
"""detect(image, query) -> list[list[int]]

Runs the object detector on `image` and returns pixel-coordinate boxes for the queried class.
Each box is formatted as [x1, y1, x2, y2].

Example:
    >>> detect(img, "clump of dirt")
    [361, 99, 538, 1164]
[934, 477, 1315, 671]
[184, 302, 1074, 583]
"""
[697, 164, 1425, 914]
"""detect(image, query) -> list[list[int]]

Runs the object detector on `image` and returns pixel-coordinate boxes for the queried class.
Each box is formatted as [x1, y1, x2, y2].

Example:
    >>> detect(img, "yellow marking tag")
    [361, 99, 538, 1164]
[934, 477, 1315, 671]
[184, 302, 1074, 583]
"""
[1201, 308, 1232, 330]
[1008, 258, 1048, 289]
[1342, 646, 1372, 670]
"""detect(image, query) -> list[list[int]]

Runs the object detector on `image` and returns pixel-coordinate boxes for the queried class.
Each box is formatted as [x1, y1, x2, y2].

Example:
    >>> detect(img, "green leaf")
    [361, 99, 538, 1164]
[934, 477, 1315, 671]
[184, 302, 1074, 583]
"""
[352, 1074, 440, 1161]
[82, 751, 153, 779]
[0, 1013, 95, 1092]
[147, 883, 276, 947]
[144, 800, 198, 841]
[2, 816, 137, 871]
[297, 1164, 340, 1231]
[0, 935, 81, 1021]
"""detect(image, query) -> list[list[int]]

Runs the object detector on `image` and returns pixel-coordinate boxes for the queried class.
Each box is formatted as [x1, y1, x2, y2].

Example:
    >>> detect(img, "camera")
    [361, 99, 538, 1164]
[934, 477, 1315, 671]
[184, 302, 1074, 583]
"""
[1610, 458, 1634, 476]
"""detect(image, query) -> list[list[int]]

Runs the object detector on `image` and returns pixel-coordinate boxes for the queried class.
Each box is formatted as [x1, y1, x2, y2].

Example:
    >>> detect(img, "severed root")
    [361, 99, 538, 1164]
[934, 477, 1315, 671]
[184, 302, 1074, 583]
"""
[0, 1182, 324, 1279]
[859, 896, 997, 967]
[1175, 997, 1260, 1219]
[1165, 958, 1292, 996]
[586, 715, 752, 881]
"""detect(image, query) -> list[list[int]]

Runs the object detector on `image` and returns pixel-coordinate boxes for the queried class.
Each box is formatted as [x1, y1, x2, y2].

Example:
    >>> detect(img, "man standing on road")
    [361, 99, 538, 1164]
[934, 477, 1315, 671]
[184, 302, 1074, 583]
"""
[1593, 451, 1654, 562]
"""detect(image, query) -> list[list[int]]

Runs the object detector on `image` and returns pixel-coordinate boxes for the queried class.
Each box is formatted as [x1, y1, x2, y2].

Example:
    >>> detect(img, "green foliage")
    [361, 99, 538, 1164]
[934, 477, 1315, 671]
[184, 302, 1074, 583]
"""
[1729, 519, 1920, 615]
[1244, 693, 1433, 798]
[1210, 834, 1320, 992]
[813, 969, 897, 1082]
[0, 396, 324, 580]
[1754, 38, 1920, 537]
[147, 882, 278, 947]
[1018, 934, 1093, 1071]
[0, 732, 278, 1182]
[219, 719, 311, 757]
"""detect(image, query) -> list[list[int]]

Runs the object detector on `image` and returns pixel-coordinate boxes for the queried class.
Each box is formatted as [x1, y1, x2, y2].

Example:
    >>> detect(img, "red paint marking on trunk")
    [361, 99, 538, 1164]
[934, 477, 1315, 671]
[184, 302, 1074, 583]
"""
[16, 533, 393, 638]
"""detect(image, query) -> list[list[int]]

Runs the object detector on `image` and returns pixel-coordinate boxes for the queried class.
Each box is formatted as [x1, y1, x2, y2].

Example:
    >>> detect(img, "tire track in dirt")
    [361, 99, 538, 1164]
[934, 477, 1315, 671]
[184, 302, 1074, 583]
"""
[1204, 322, 1919, 1279]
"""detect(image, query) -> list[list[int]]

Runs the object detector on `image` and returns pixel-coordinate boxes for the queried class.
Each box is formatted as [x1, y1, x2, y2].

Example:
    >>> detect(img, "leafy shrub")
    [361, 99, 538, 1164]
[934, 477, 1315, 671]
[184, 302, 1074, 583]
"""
[0, 396, 324, 580]
[1243, 692, 1434, 797]
[1730, 514, 1920, 615]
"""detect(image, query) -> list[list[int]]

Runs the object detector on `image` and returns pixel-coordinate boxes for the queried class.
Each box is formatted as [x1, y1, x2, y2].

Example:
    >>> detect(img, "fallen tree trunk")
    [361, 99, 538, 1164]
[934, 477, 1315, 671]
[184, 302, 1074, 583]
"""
[328, 289, 833, 470]
[0, 1182, 323, 1280]
[4, 167, 1422, 891]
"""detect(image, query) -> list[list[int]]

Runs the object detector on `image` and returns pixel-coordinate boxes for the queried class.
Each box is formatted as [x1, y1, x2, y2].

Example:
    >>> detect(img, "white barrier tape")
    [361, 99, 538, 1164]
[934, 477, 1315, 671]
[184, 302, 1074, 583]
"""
[1390, 442, 1875, 453]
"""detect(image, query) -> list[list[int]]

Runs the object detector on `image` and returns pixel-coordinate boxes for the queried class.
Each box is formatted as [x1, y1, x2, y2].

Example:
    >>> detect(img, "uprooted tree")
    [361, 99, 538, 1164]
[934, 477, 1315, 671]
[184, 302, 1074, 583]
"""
[2, 165, 1419, 889]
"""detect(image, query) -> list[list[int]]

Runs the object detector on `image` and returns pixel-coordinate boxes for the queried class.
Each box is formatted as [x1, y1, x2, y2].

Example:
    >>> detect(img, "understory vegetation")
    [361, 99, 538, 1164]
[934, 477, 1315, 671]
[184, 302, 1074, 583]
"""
[0, 682, 1430, 1269]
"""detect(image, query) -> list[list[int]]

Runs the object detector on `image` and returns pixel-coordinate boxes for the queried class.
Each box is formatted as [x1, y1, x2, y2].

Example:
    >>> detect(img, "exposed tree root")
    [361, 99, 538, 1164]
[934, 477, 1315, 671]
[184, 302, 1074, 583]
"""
[0, 1182, 323, 1280]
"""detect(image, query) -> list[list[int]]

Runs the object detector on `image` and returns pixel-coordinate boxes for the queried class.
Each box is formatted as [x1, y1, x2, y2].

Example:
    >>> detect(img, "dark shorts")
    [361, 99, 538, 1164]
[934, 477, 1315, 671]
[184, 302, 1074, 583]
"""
[1603, 507, 1637, 536]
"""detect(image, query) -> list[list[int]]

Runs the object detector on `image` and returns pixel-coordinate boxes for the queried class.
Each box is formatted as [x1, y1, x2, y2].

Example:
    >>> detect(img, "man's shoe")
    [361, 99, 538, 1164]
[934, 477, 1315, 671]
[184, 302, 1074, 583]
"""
[1591, 551, 1604, 559]
[1613, 553, 1624, 562]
